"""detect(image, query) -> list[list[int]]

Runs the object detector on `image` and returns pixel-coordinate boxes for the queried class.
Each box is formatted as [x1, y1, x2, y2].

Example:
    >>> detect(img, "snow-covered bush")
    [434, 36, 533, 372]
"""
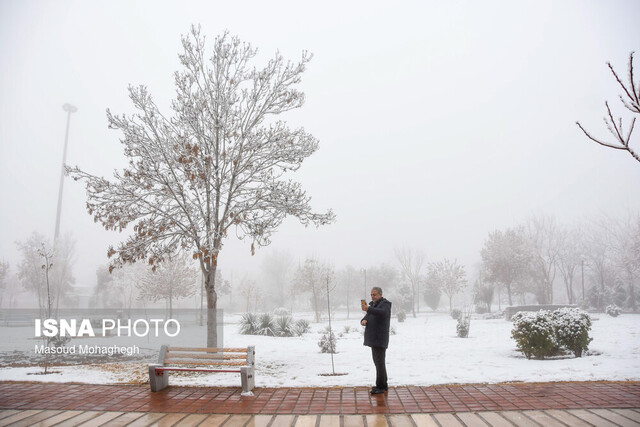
[318, 329, 337, 353]
[292, 319, 311, 336]
[241, 313, 310, 337]
[239, 313, 259, 335]
[456, 315, 470, 338]
[451, 309, 462, 320]
[275, 316, 295, 337]
[257, 313, 276, 336]
[605, 304, 621, 317]
[553, 308, 592, 357]
[397, 310, 406, 323]
[273, 307, 291, 316]
[511, 311, 556, 359]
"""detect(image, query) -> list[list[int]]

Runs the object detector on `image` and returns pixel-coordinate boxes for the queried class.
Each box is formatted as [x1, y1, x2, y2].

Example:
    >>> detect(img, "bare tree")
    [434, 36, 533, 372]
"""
[427, 259, 466, 312]
[238, 276, 258, 313]
[138, 254, 198, 318]
[291, 258, 330, 322]
[557, 225, 584, 304]
[577, 51, 640, 163]
[584, 218, 616, 311]
[480, 227, 530, 305]
[16, 232, 49, 310]
[336, 265, 356, 319]
[67, 28, 334, 346]
[111, 263, 145, 315]
[260, 250, 293, 309]
[0, 260, 9, 309]
[525, 216, 560, 304]
[394, 247, 425, 317]
[609, 212, 640, 311]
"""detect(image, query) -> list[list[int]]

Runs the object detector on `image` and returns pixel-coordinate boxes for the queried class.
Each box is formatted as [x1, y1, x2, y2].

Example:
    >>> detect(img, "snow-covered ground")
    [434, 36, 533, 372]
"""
[0, 311, 638, 387]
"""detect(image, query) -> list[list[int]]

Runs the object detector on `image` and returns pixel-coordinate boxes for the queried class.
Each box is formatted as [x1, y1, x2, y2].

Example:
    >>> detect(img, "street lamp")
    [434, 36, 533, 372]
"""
[360, 268, 367, 299]
[54, 103, 77, 244]
[581, 257, 586, 303]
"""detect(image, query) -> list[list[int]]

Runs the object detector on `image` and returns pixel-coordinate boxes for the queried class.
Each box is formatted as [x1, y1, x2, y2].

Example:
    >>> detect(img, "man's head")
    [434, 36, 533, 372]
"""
[371, 287, 383, 303]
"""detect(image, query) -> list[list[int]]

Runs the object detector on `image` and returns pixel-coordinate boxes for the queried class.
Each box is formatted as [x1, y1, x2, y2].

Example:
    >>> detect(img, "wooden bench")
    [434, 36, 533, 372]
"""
[149, 345, 255, 395]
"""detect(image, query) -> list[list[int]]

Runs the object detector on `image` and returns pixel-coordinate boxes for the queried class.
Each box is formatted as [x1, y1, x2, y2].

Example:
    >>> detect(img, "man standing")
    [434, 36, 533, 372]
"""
[361, 286, 391, 394]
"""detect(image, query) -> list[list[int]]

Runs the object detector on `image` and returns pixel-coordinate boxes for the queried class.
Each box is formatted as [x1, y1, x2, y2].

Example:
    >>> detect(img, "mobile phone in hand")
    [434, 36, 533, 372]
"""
[361, 299, 367, 305]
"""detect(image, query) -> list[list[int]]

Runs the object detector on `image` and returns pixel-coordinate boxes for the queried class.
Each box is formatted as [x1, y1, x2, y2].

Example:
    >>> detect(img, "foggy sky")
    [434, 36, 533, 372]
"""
[1, 0, 639, 292]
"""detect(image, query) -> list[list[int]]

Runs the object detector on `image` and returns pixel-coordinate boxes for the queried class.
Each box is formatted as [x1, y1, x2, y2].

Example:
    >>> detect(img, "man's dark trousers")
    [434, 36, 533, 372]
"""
[371, 346, 387, 389]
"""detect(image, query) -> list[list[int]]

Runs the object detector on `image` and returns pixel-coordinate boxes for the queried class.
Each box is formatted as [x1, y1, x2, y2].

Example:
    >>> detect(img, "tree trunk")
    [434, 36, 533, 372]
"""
[411, 285, 417, 318]
[506, 283, 513, 305]
[204, 265, 218, 348]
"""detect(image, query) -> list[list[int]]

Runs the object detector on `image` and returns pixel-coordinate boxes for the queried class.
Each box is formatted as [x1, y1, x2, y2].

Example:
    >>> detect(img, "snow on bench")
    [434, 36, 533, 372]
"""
[148, 345, 255, 395]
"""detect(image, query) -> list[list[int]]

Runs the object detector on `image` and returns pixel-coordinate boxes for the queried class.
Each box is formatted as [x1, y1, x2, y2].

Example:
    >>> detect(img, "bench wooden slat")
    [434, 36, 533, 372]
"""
[168, 347, 247, 353]
[163, 360, 248, 366]
[156, 367, 241, 373]
[168, 352, 247, 360]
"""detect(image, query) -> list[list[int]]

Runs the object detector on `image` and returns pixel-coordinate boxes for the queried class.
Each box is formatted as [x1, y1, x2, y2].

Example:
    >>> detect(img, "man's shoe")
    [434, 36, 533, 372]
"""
[370, 387, 385, 394]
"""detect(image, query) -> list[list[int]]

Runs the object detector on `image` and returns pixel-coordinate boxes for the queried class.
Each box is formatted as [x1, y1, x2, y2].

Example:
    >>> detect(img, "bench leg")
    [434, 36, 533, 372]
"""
[240, 366, 254, 396]
[149, 364, 169, 392]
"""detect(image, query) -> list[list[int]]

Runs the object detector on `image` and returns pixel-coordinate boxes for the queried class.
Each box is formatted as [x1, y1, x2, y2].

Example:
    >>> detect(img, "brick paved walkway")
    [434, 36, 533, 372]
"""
[1, 381, 639, 415]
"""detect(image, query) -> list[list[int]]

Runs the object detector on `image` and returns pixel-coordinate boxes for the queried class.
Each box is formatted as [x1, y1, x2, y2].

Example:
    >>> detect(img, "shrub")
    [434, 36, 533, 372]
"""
[273, 307, 291, 316]
[292, 319, 311, 336]
[256, 313, 276, 336]
[397, 310, 406, 323]
[553, 308, 592, 357]
[342, 325, 353, 334]
[239, 313, 258, 335]
[451, 309, 462, 320]
[511, 311, 556, 359]
[456, 315, 470, 338]
[605, 304, 621, 317]
[275, 316, 294, 337]
[424, 285, 441, 311]
[318, 329, 337, 353]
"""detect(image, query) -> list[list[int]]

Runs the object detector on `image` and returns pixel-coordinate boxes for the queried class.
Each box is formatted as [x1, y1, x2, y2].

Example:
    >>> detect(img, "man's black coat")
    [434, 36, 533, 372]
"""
[362, 297, 392, 349]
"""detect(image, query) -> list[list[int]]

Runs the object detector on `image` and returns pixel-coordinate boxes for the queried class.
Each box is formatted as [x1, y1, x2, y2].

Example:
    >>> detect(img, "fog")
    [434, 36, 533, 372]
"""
[1, 0, 639, 308]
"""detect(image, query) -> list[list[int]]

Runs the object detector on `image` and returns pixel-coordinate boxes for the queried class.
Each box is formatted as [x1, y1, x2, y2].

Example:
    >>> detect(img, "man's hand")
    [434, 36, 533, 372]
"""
[361, 301, 369, 311]
[361, 319, 367, 326]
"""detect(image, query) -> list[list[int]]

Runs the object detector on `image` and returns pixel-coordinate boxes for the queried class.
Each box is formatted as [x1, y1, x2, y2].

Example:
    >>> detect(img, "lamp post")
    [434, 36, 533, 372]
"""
[581, 258, 585, 303]
[54, 103, 77, 244]
[360, 268, 367, 299]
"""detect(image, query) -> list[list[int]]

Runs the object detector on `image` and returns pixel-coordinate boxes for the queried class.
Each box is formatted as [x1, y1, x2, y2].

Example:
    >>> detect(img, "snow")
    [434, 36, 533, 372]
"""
[0, 312, 639, 387]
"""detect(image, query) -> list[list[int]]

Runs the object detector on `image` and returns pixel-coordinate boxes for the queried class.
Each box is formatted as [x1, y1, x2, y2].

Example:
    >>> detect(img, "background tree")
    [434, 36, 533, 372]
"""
[336, 265, 357, 318]
[0, 260, 8, 309]
[584, 218, 616, 311]
[260, 250, 293, 309]
[472, 267, 494, 313]
[365, 264, 399, 302]
[577, 51, 640, 163]
[557, 225, 584, 304]
[138, 255, 198, 318]
[111, 263, 145, 315]
[291, 258, 332, 322]
[92, 265, 119, 308]
[50, 233, 76, 312]
[422, 279, 441, 311]
[526, 215, 560, 304]
[427, 259, 466, 312]
[67, 28, 334, 346]
[480, 227, 530, 305]
[238, 276, 258, 312]
[609, 213, 639, 311]
[16, 232, 48, 310]
[395, 247, 425, 317]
